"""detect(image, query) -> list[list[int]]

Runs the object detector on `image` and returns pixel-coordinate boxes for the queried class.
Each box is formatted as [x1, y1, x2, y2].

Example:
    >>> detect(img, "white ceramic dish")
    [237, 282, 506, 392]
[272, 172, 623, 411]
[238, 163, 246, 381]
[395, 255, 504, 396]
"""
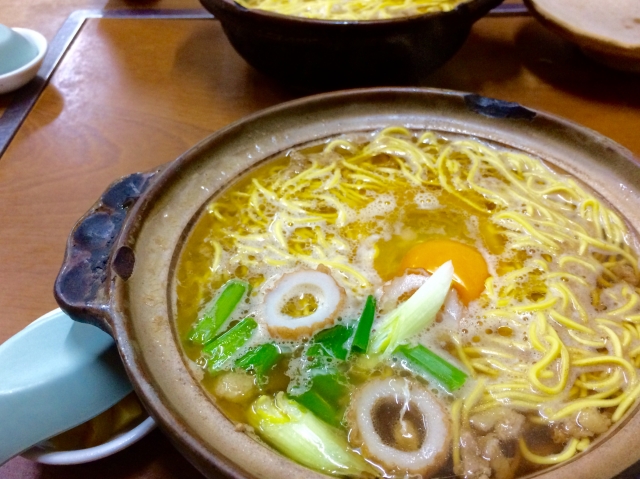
[0, 27, 47, 94]
[21, 416, 156, 465]
[524, 0, 640, 72]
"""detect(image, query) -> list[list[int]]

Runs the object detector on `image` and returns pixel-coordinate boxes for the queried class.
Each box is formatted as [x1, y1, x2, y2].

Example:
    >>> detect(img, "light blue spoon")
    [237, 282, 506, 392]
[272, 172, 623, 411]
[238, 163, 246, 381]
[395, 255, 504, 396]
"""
[0, 309, 132, 465]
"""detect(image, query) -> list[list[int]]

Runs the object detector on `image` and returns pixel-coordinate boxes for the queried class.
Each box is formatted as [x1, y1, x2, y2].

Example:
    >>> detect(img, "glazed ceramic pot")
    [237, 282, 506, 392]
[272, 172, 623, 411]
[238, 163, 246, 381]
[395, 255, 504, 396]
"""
[55, 88, 640, 479]
[199, 0, 504, 89]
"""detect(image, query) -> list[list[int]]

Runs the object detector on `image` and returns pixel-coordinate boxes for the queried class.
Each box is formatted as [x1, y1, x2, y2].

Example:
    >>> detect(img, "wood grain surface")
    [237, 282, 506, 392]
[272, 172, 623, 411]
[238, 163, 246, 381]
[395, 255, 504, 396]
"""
[0, 6, 639, 479]
[3, 0, 202, 41]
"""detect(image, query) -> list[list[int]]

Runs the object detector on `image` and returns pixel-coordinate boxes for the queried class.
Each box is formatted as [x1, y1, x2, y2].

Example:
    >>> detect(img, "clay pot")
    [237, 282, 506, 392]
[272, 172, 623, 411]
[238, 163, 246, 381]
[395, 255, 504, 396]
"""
[199, 0, 504, 89]
[55, 88, 640, 479]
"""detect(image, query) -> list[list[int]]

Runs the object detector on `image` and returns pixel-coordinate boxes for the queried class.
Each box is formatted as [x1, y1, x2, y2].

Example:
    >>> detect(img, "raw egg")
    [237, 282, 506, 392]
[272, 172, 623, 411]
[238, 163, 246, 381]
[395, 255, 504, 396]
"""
[399, 239, 489, 305]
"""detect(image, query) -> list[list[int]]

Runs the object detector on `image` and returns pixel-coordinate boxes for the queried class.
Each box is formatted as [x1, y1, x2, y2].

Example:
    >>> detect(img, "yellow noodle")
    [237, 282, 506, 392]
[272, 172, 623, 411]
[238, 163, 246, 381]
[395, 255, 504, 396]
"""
[573, 356, 637, 383]
[613, 381, 640, 422]
[470, 360, 500, 377]
[599, 325, 623, 357]
[462, 378, 486, 425]
[567, 329, 605, 348]
[550, 395, 625, 420]
[451, 335, 476, 378]
[529, 334, 570, 395]
[553, 283, 589, 322]
[575, 370, 622, 391]
[451, 399, 463, 472]
[549, 310, 594, 334]
[608, 286, 640, 316]
[519, 438, 579, 464]
[558, 255, 599, 272]
[576, 438, 591, 452]
[210, 240, 222, 274]
[488, 390, 550, 405]
[486, 382, 531, 391]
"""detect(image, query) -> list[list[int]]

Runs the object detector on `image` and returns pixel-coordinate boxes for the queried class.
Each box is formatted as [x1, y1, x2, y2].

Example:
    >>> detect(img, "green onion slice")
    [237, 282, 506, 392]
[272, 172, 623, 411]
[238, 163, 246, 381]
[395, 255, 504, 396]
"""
[370, 261, 453, 356]
[293, 387, 343, 428]
[308, 323, 355, 361]
[202, 317, 257, 372]
[351, 295, 376, 354]
[235, 343, 281, 386]
[395, 343, 467, 392]
[188, 279, 250, 345]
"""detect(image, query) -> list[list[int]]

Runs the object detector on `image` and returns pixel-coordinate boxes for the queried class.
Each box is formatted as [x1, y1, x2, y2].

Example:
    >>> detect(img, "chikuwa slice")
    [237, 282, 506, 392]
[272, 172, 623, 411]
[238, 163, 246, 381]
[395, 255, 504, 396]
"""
[347, 377, 451, 478]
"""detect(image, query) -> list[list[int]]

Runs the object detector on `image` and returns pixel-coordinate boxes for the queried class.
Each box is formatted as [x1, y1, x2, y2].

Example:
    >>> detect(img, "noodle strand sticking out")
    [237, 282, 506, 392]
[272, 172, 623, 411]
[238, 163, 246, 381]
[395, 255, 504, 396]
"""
[176, 127, 640, 479]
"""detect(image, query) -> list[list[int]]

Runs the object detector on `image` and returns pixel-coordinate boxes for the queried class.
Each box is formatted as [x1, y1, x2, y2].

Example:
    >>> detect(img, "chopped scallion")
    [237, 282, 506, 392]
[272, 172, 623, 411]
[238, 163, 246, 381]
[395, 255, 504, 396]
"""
[290, 326, 353, 427]
[370, 261, 453, 356]
[288, 363, 349, 427]
[308, 323, 355, 361]
[351, 295, 376, 354]
[188, 279, 250, 345]
[202, 317, 257, 372]
[235, 343, 281, 386]
[294, 387, 343, 428]
[395, 343, 467, 392]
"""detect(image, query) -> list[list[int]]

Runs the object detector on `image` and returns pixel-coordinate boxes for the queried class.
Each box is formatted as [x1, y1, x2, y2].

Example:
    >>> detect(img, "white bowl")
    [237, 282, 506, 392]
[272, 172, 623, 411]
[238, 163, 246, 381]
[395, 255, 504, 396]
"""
[21, 416, 156, 465]
[0, 28, 47, 95]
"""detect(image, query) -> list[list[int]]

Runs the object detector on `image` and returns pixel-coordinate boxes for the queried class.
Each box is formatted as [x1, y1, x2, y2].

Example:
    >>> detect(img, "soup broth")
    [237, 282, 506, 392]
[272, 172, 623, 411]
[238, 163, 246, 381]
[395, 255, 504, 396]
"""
[175, 127, 640, 478]
[234, 0, 471, 21]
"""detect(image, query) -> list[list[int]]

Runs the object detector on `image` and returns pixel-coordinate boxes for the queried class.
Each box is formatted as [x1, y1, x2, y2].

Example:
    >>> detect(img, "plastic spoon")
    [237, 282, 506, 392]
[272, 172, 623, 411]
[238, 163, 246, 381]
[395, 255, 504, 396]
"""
[0, 309, 132, 465]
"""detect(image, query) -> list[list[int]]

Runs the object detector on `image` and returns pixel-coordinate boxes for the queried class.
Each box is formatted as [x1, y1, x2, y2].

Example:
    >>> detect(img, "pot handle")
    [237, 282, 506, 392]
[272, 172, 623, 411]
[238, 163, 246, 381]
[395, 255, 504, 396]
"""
[54, 170, 160, 337]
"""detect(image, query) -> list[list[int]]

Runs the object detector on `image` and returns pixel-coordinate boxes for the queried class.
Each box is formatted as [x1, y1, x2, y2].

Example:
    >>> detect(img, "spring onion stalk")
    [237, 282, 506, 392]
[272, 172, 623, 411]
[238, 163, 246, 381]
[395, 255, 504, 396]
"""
[202, 317, 257, 372]
[291, 371, 350, 428]
[369, 261, 454, 356]
[294, 387, 343, 428]
[311, 373, 349, 405]
[351, 295, 376, 354]
[188, 279, 250, 345]
[289, 324, 353, 426]
[247, 393, 376, 476]
[235, 343, 281, 386]
[395, 344, 467, 392]
[290, 325, 353, 427]
[307, 323, 355, 361]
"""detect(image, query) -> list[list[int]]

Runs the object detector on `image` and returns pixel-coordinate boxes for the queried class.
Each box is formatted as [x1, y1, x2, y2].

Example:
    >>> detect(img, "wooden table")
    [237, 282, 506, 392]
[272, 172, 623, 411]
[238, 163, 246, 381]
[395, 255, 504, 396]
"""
[1, 2, 639, 478]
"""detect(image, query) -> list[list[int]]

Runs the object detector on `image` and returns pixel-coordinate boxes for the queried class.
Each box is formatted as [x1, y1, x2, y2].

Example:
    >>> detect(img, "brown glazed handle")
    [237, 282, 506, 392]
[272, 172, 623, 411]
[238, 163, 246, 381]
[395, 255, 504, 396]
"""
[54, 170, 160, 337]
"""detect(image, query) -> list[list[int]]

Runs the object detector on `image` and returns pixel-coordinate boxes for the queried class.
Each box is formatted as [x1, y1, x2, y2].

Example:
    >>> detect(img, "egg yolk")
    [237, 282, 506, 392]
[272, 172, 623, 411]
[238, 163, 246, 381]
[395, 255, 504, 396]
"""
[398, 239, 489, 305]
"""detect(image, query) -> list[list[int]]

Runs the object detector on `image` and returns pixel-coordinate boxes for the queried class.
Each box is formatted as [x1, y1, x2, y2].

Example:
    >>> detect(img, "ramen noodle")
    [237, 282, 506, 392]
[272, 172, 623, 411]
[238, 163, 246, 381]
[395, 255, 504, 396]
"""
[234, 0, 470, 21]
[175, 127, 640, 478]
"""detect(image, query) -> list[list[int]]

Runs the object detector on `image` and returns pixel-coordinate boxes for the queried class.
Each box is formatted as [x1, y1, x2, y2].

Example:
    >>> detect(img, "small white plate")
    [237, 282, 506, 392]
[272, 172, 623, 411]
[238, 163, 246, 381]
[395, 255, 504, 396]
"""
[21, 416, 156, 465]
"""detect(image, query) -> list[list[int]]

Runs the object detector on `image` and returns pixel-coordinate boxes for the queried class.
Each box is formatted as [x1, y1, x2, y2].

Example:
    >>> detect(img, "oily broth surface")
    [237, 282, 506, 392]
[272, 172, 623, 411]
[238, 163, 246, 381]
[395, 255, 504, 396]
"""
[174, 127, 640, 479]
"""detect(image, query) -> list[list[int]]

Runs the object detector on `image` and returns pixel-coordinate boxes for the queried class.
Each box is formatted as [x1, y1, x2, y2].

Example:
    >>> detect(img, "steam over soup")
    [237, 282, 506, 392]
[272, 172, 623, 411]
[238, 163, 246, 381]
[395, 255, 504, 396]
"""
[175, 127, 640, 478]
[234, 0, 471, 21]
